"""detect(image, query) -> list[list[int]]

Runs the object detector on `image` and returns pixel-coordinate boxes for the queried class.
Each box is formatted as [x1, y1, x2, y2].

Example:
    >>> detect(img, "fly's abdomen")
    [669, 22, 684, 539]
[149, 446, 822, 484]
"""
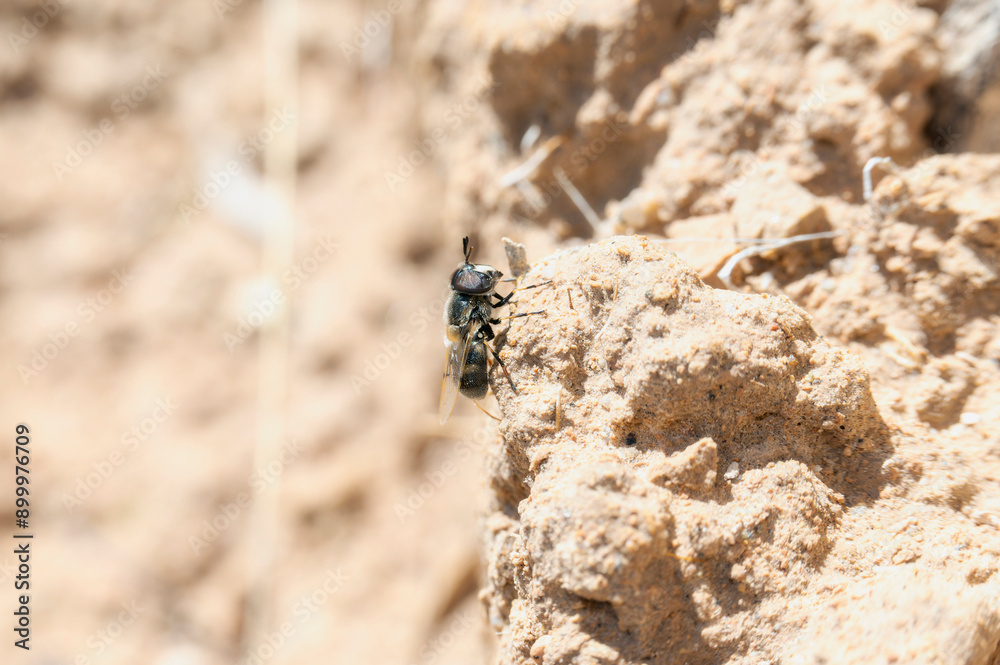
[459, 341, 489, 399]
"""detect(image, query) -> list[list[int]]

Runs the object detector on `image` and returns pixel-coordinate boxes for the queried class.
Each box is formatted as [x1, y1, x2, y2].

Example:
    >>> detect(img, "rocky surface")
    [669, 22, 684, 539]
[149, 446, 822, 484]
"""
[482, 236, 999, 665]
[413, 0, 1000, 662]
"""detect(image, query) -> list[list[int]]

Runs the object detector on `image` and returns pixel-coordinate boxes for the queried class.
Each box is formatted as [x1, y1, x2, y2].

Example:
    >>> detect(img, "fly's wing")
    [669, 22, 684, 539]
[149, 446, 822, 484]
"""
[439, 325, 475, 424]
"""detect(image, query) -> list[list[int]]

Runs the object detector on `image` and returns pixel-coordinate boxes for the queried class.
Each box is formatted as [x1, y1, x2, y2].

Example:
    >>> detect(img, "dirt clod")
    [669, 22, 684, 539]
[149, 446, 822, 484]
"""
[480, 236, 999, 665]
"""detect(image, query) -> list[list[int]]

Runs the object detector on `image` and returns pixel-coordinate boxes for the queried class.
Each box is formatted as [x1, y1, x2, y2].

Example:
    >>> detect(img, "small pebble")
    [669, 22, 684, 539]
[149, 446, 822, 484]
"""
[530, 635, 550, 661]
[724, 462, 739, 480]
[960, 412, 981, 426]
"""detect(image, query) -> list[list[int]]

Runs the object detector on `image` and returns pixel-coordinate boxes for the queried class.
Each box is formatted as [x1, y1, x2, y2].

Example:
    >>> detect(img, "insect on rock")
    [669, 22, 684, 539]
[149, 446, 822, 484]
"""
[439, 236, 546, 424]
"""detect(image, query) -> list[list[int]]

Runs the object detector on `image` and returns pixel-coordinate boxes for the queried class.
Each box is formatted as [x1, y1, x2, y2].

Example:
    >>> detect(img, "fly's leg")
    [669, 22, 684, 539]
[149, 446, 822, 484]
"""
[492, 280, 552, 307]
[490, 310, 544, 323]
[486, 343, 517, 393]
[474, 400, 501, 421]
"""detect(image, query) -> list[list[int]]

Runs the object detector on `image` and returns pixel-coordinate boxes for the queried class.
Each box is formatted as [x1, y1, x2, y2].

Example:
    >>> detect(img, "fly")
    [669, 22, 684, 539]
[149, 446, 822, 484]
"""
[439, 236, 545, 424]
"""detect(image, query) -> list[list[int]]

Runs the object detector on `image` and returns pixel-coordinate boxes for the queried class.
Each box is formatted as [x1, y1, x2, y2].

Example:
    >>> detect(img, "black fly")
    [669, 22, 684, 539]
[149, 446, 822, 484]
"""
[439, 237, 544, 424]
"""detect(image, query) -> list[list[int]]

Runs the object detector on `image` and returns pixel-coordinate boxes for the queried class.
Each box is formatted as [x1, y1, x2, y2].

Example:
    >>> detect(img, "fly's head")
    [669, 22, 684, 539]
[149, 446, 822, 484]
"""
[451, 236, 502, 295]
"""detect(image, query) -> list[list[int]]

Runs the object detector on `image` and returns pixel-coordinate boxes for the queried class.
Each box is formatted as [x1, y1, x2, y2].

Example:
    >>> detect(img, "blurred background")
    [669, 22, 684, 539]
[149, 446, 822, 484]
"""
[1, 0, 998, 663]
[1, 1, 504, 663]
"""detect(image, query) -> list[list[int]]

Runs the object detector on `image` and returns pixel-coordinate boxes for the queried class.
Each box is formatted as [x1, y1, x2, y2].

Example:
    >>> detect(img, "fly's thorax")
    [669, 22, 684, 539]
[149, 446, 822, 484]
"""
[472, 297, 494, 326]
[446, 291, 496, 328]
[445, 291, 473, 329]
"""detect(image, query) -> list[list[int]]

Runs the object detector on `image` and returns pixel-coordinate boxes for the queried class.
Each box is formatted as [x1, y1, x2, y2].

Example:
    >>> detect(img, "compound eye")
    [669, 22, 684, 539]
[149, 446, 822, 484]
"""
[452, 268, 492, 294]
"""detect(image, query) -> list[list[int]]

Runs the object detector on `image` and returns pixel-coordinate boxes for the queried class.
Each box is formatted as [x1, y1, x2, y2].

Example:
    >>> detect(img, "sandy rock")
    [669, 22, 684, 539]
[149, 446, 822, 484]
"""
[481, 236, 896, 664]
[500, 236, 882, 458]
[791, 566, 1000, 665]
[731, 167, 831, 240]
[913, 355, 976, 429]
[870, 154, 1000, 350]
[644, 436, 717, 493]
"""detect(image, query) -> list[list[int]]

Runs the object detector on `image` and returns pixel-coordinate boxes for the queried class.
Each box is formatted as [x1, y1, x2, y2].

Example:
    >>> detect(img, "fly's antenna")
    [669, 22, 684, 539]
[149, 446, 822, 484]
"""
[463, 236, 473, 263]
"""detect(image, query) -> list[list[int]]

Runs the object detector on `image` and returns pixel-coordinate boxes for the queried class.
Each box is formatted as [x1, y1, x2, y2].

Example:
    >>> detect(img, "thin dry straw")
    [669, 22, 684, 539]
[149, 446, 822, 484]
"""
[716, 231, 842, 290]
[862, 156, 895, 202]
[553, 166, 602, 229]
[242, 0, 298, 659]
[498, 134, 565, 188]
